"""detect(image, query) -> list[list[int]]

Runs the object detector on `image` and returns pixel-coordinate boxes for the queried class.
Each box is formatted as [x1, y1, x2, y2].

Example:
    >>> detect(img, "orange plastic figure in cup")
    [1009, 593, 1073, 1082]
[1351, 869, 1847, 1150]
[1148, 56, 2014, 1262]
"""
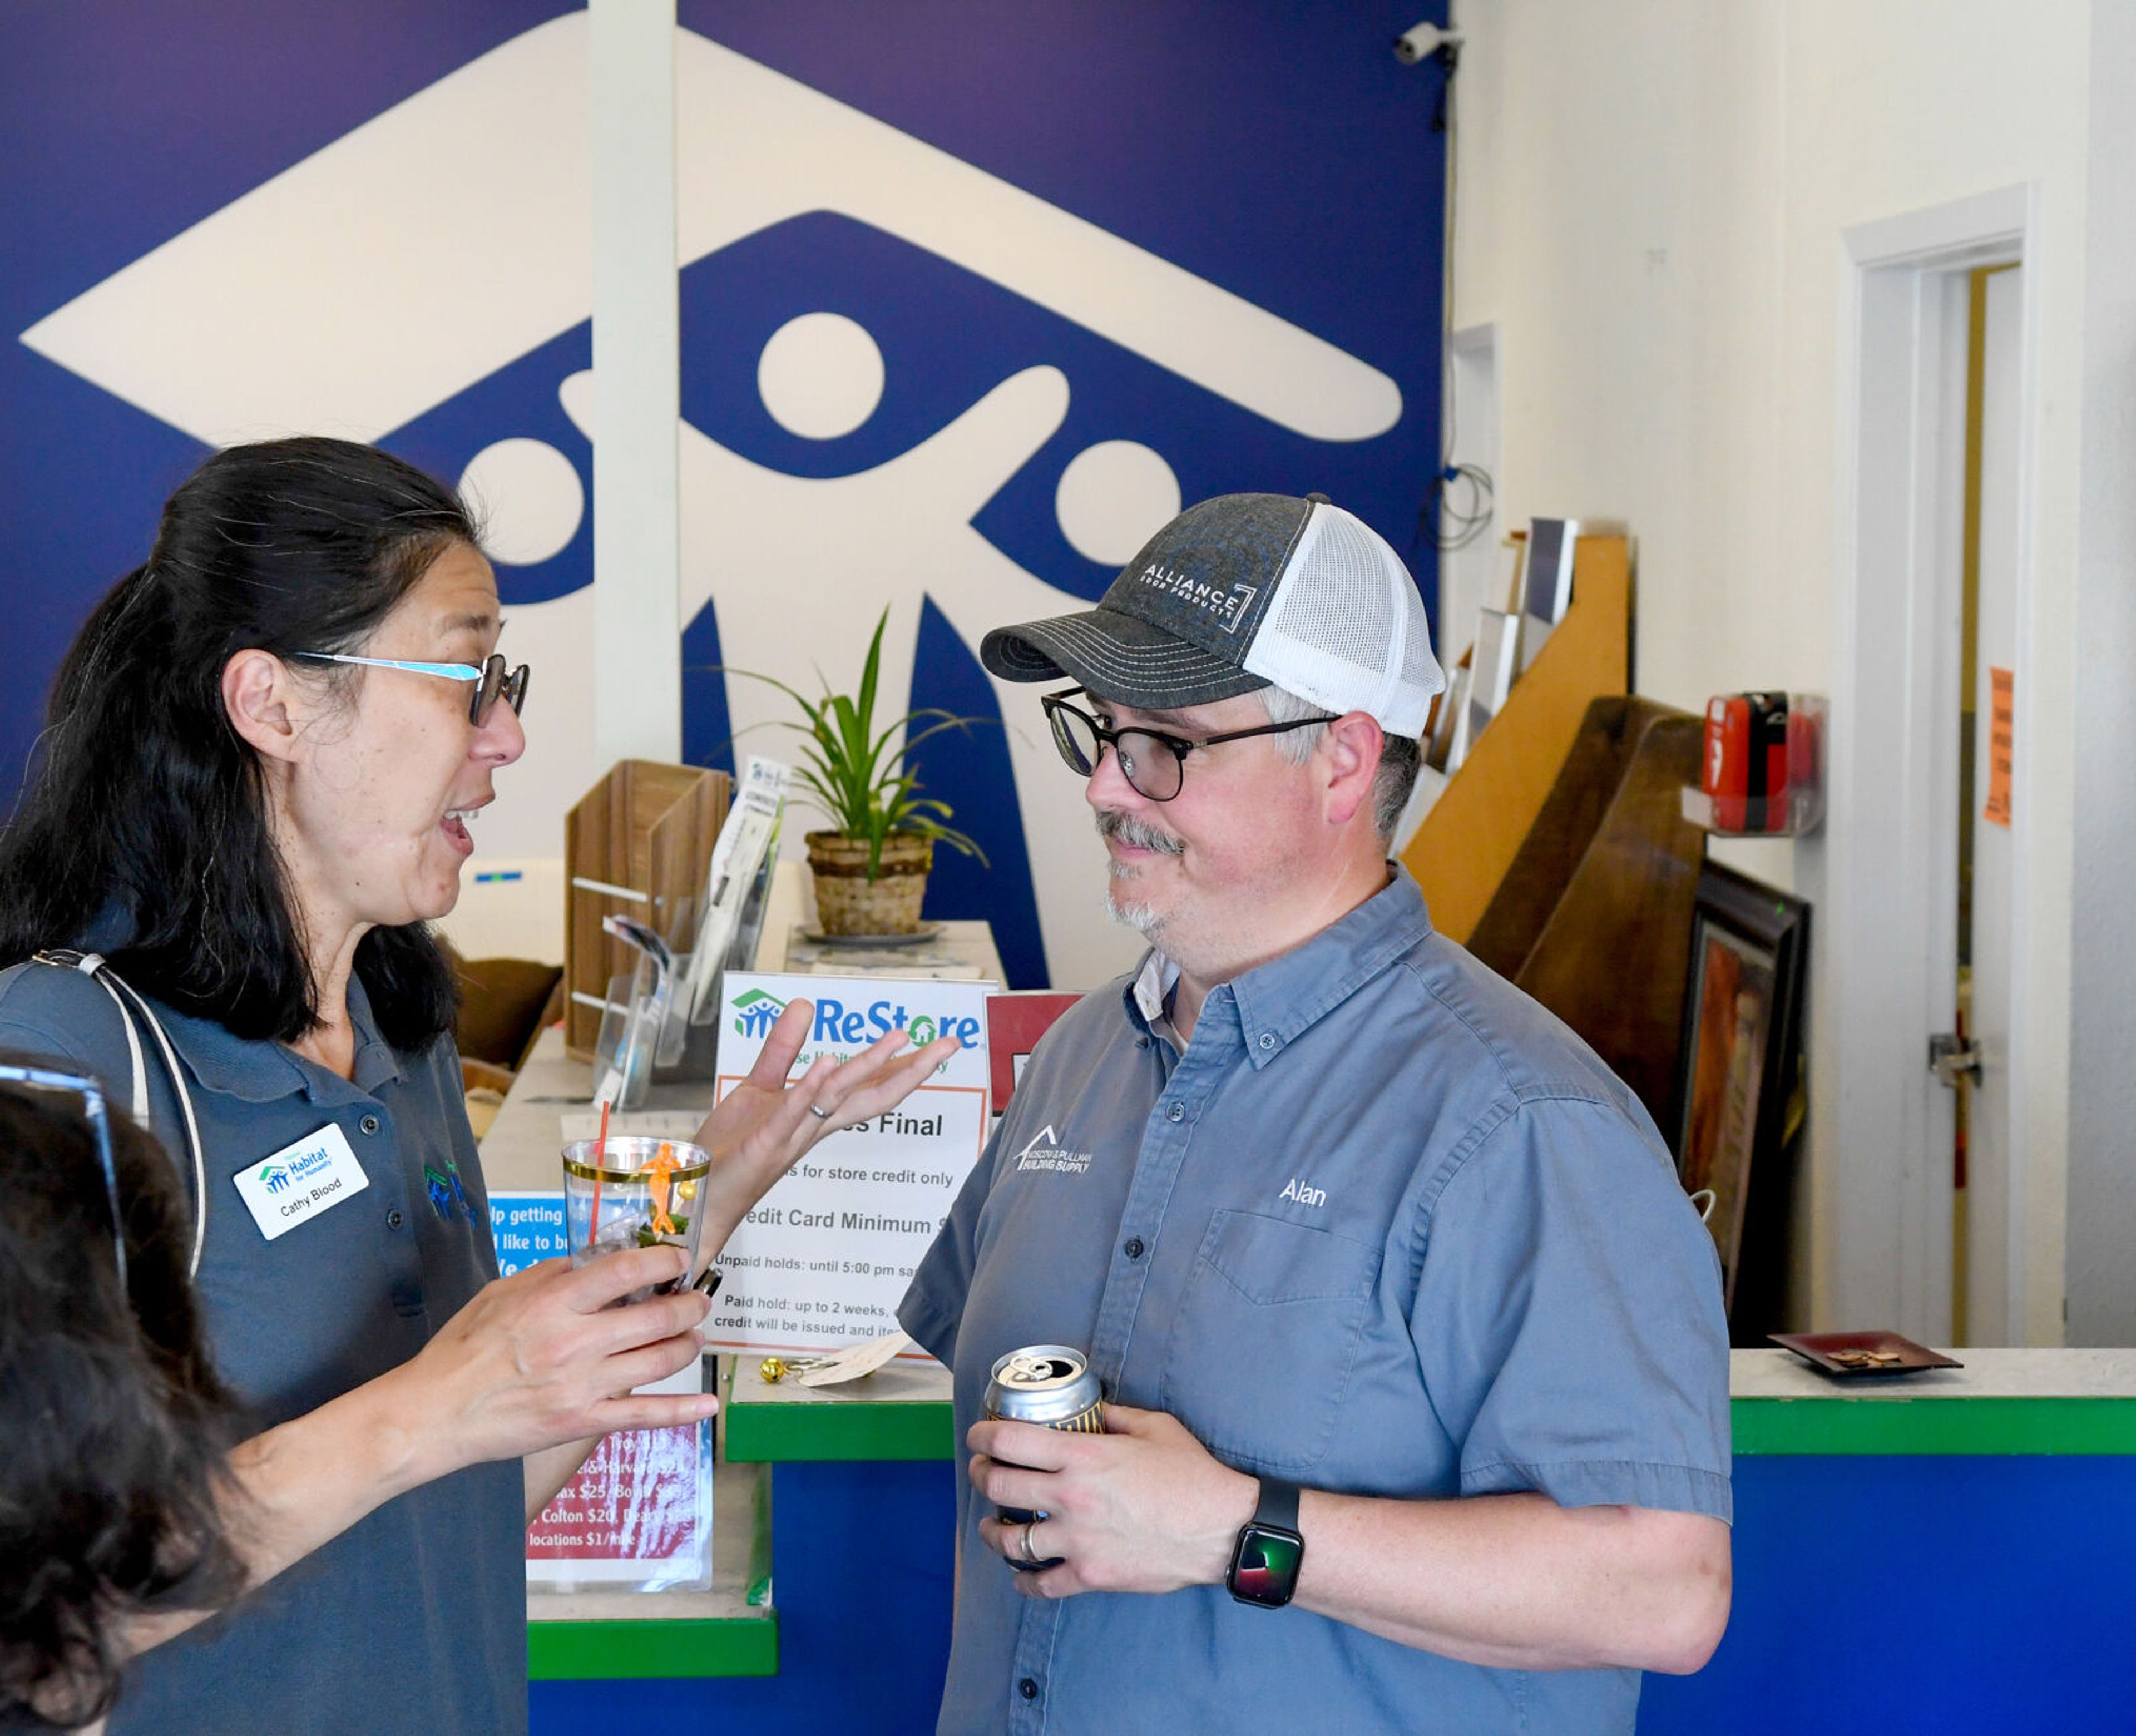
[645, 1141, 682, 1237]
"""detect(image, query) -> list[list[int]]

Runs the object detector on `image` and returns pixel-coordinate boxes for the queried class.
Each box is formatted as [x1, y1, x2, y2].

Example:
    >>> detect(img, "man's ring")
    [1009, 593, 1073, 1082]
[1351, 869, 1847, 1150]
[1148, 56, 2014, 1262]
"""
[808, 1102, 832, 1121]
[1019, 1521, 1041, 1565]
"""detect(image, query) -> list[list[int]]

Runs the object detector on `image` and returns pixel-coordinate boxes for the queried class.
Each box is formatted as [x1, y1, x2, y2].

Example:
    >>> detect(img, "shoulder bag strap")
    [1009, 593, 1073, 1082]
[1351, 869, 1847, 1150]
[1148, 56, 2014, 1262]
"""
[32, 949, 209, 1277]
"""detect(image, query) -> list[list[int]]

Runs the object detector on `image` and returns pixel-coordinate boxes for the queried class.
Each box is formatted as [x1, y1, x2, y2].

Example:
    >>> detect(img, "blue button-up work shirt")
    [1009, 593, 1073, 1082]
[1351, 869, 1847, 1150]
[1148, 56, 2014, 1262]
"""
[0, 958, 524, 1736]
[901, 869, 1730, 1735]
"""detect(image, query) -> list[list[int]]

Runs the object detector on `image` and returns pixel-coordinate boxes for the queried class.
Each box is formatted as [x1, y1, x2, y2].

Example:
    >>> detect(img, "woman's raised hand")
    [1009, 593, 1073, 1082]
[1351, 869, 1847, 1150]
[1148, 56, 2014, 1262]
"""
[689, 997, 960, 1257]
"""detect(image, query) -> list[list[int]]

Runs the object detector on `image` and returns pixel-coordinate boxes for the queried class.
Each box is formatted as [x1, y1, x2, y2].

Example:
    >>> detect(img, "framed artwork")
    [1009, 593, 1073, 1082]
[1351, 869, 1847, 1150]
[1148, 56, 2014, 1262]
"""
[1670, 862, 1809, 1320]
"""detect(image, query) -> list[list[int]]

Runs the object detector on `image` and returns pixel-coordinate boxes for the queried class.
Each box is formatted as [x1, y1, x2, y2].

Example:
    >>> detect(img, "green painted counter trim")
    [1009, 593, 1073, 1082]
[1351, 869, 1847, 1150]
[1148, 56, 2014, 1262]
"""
[726, 1393, 2136, 1462]
[528, 1612, 778, 1680]
[725, 1396, 956, 1462]
[1733, 1396, 2136, 1456]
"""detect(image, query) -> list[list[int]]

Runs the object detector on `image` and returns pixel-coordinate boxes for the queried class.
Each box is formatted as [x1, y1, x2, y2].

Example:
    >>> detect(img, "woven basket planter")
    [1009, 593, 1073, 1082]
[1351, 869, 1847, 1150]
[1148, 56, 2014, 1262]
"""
[805, 830, 933, 935]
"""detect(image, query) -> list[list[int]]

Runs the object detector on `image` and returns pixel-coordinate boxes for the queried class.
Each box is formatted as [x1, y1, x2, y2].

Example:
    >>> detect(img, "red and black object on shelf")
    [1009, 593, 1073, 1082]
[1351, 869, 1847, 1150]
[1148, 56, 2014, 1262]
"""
[1704, 696, 1750, 830]
[1703, 691, 1792, 833]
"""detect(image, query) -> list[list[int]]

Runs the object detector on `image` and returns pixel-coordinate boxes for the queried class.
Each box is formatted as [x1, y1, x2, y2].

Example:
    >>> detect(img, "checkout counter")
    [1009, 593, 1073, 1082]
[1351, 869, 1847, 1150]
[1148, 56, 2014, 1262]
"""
[486, 929, 2134, 1734]
[530, 1352, 2136, 1735]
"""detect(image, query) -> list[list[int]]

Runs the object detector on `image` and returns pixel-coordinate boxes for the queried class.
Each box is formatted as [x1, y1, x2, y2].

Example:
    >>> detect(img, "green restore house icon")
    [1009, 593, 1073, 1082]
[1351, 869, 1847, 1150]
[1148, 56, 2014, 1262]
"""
[730, 988, 789, 1040]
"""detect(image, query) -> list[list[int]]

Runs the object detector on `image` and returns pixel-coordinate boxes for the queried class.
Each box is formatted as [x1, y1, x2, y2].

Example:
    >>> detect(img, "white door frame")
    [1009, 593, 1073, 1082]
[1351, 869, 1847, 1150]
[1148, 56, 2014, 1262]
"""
[1822, 184, 2041, 1343]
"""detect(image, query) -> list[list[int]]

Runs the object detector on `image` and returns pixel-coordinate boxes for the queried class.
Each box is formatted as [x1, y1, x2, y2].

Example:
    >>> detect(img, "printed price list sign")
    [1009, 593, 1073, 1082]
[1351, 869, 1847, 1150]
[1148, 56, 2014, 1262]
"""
[490, 1191, 711, 1590]
[709, 971, 992, 1354]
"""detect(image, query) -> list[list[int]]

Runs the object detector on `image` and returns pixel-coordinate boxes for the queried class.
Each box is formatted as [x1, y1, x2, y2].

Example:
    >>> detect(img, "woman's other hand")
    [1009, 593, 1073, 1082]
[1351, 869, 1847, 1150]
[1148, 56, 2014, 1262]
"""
[689, 997, 960, 1258]
[397, 1248, 715, 1478]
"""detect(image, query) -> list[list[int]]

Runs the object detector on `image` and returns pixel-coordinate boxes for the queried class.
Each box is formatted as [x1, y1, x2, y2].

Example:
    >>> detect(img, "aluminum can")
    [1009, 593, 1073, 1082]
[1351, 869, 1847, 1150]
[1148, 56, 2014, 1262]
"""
[983, 1345, 1105, 1570]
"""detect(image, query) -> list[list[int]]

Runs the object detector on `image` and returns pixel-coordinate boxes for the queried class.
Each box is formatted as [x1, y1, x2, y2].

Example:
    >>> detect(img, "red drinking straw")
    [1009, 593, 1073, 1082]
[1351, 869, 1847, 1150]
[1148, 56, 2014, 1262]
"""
[589, 1097, 611, 1251]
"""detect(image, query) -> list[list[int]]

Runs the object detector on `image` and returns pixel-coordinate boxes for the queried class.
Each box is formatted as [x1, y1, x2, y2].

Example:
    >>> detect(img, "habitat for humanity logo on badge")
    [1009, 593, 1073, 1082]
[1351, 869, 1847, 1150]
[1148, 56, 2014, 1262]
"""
[1013, 1124, 1091, 1176]
[731, 988, 789, 1039]
[261, 1144, 335, 1193]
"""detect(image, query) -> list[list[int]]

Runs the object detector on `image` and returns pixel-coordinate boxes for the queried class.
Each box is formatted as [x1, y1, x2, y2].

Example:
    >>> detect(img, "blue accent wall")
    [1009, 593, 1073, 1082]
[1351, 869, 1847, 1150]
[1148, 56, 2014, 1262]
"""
[0, 1, 1449, 993]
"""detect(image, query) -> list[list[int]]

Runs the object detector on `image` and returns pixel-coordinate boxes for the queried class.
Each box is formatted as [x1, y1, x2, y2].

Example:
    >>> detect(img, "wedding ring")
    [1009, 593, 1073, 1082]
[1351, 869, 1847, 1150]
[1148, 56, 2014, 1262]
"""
[808, 1102, 832, 1120]
[1020, 1521, 1041, 1565]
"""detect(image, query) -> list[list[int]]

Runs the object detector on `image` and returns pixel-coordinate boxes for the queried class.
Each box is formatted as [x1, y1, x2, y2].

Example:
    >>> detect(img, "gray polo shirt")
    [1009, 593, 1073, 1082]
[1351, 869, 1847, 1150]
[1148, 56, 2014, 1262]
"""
[900, 868, 1730, 1736]
[0, 958, 525, 1736]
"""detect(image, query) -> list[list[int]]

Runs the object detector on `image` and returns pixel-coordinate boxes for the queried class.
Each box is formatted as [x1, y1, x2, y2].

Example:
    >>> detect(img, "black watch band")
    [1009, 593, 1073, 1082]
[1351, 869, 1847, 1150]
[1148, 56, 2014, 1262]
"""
[1226, 1476, 1305, 1609]
[1254, 1476, 1301, 1533]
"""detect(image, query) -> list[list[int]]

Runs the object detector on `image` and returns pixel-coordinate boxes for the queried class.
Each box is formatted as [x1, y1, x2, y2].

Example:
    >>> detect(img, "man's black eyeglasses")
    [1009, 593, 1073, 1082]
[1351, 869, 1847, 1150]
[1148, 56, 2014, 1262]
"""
[1041, 688, 1334, 803]
[0, 1064, 124, 1289]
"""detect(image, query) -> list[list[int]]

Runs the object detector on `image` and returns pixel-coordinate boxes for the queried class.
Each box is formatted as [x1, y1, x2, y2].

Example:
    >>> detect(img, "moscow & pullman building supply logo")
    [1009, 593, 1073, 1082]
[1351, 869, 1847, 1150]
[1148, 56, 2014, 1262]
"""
[1013, 1124, 1091, 1176]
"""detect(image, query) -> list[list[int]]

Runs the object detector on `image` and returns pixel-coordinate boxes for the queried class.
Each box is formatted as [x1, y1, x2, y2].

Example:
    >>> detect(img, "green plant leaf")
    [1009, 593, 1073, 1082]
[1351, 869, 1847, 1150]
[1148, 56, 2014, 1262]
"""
[708, 629, 999, 877]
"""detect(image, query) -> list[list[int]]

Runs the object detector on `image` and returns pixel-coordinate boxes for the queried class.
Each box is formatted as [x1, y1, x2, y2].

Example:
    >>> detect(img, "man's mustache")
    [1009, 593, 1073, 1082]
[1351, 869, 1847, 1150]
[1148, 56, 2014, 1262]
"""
[1095, 808, 1185, 857]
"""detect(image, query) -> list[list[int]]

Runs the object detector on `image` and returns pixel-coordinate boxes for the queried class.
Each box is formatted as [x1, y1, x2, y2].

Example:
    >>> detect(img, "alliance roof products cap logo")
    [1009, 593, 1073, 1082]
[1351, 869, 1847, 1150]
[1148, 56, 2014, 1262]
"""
[1013, 1122, 1091, 1176]
[731, 987, 790, 1038]
[1136, 565, 1260, 632]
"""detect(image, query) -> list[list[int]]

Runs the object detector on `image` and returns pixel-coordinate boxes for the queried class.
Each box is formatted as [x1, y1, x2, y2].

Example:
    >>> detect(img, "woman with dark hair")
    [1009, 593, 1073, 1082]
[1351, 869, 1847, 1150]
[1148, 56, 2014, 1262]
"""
[0, 1064, 248, 1731]
[0, 438, 955, 1735]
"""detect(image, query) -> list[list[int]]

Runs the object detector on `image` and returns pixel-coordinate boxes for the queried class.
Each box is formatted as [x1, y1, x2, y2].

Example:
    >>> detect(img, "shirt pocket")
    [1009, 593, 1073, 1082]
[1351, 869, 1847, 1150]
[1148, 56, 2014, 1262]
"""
[1157, 1208, 1383, 1476]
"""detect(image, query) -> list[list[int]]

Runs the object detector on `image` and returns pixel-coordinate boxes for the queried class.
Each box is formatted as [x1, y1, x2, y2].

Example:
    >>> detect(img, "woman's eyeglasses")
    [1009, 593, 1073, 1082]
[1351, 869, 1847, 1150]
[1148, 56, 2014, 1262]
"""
[1040, 688, 1334, 803]
[0, 1064, 124, 1289]
[292, 652, 531, 726]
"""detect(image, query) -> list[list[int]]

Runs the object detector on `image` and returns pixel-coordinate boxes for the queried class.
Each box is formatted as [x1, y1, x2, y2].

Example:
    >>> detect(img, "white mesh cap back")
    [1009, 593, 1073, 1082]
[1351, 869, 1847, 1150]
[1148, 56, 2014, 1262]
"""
[1240, 502, 1445, 737]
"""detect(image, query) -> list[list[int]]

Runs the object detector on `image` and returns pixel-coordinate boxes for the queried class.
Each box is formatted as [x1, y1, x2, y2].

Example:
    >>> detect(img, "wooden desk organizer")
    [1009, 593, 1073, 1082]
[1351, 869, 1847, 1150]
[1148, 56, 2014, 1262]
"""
[563, 760, 731, 1060]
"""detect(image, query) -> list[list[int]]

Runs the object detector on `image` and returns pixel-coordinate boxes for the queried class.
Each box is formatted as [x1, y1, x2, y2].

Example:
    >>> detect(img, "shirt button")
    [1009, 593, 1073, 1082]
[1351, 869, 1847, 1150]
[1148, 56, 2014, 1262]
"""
[386, 1208, 404, 1230]
[1259, 1032, 1277, 1051]
[1018, 1679, 1039, 1700]
[1124, 1237, 1145, 1260]
[359, 1114, 381, 1135]
[1166, 1101, 1185, 1122]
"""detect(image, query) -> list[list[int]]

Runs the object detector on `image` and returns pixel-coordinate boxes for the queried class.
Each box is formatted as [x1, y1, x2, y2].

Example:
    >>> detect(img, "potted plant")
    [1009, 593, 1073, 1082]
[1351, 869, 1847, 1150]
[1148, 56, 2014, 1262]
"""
[735, 609, 986, 936]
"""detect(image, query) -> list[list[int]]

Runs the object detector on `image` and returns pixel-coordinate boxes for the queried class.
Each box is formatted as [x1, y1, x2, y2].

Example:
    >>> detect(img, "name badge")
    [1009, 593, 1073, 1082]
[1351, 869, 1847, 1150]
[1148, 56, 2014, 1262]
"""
[233, 1123, 370, 1242]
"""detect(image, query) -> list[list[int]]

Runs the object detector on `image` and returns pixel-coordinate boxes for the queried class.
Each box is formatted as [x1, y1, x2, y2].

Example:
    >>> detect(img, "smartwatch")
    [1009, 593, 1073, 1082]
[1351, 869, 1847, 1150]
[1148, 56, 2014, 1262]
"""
[1225, 1477, 1305, 1609]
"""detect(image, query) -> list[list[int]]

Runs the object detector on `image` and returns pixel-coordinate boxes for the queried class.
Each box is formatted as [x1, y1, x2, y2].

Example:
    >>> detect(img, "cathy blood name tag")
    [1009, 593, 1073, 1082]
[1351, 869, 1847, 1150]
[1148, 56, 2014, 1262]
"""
[232, 1124, 370, 1242]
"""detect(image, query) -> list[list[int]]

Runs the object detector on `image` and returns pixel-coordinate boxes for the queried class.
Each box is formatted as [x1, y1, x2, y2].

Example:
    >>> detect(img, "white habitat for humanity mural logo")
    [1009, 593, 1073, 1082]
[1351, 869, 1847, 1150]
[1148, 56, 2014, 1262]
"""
[20, 15, 1405, 992]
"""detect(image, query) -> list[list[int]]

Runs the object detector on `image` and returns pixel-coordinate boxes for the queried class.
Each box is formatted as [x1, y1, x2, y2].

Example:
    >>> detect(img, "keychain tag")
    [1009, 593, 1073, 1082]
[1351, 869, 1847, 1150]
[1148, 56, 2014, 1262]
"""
[232, 1123, 370, 1242]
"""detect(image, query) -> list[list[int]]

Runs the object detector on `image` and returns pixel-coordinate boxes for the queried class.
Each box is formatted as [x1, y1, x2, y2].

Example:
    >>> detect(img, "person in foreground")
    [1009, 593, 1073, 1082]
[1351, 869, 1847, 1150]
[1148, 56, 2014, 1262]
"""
[899, 493, 1732, 1734]
[0, 438, 957, 1735]
[0, 1066, 248, 1731]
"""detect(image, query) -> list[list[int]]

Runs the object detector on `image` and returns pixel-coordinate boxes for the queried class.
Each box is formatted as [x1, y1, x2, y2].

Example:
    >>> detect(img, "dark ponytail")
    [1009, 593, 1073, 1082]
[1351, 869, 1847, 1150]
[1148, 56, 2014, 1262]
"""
[0, 438, 475, 1052]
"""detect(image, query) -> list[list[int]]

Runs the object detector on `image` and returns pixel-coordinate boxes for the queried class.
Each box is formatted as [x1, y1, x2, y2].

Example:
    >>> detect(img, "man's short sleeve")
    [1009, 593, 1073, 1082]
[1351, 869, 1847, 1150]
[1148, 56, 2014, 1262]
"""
[1413, 1094, 1733, 1522]
[898, 1121, 998, 1366]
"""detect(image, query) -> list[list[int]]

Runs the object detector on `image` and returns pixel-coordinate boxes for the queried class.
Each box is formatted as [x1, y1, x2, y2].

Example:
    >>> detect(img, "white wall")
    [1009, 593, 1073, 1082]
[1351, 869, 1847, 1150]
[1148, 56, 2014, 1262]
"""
[1449, 0, 2095, 1335]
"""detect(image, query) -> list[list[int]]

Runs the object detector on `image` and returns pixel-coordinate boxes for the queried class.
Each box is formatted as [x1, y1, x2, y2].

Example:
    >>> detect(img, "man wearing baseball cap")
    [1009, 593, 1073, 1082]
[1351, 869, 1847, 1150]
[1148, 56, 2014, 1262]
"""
[900, 494, 1732, 1734]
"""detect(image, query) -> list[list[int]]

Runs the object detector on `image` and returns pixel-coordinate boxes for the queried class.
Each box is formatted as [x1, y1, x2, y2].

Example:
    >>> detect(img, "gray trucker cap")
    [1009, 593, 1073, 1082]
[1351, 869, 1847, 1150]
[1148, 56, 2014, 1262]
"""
[980, 492, 1445, 737]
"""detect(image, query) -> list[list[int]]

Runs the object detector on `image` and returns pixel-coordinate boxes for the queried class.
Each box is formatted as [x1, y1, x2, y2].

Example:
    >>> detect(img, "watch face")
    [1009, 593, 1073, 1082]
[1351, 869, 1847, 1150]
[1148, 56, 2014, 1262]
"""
[1230, 1525, 1302, 1606]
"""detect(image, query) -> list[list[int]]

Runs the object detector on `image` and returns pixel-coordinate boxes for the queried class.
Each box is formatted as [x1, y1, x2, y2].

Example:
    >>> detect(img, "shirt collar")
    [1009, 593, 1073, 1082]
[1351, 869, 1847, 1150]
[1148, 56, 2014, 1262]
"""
[151, 971, 403, 1106]
[1116, 866, 1433, 1065]
[1130, 952, 1181, 1027]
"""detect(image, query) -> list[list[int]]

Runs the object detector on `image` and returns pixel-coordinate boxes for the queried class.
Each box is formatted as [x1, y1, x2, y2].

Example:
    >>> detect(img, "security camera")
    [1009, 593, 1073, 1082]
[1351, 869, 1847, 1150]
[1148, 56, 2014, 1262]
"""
[1393, 21, 1460, 64]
